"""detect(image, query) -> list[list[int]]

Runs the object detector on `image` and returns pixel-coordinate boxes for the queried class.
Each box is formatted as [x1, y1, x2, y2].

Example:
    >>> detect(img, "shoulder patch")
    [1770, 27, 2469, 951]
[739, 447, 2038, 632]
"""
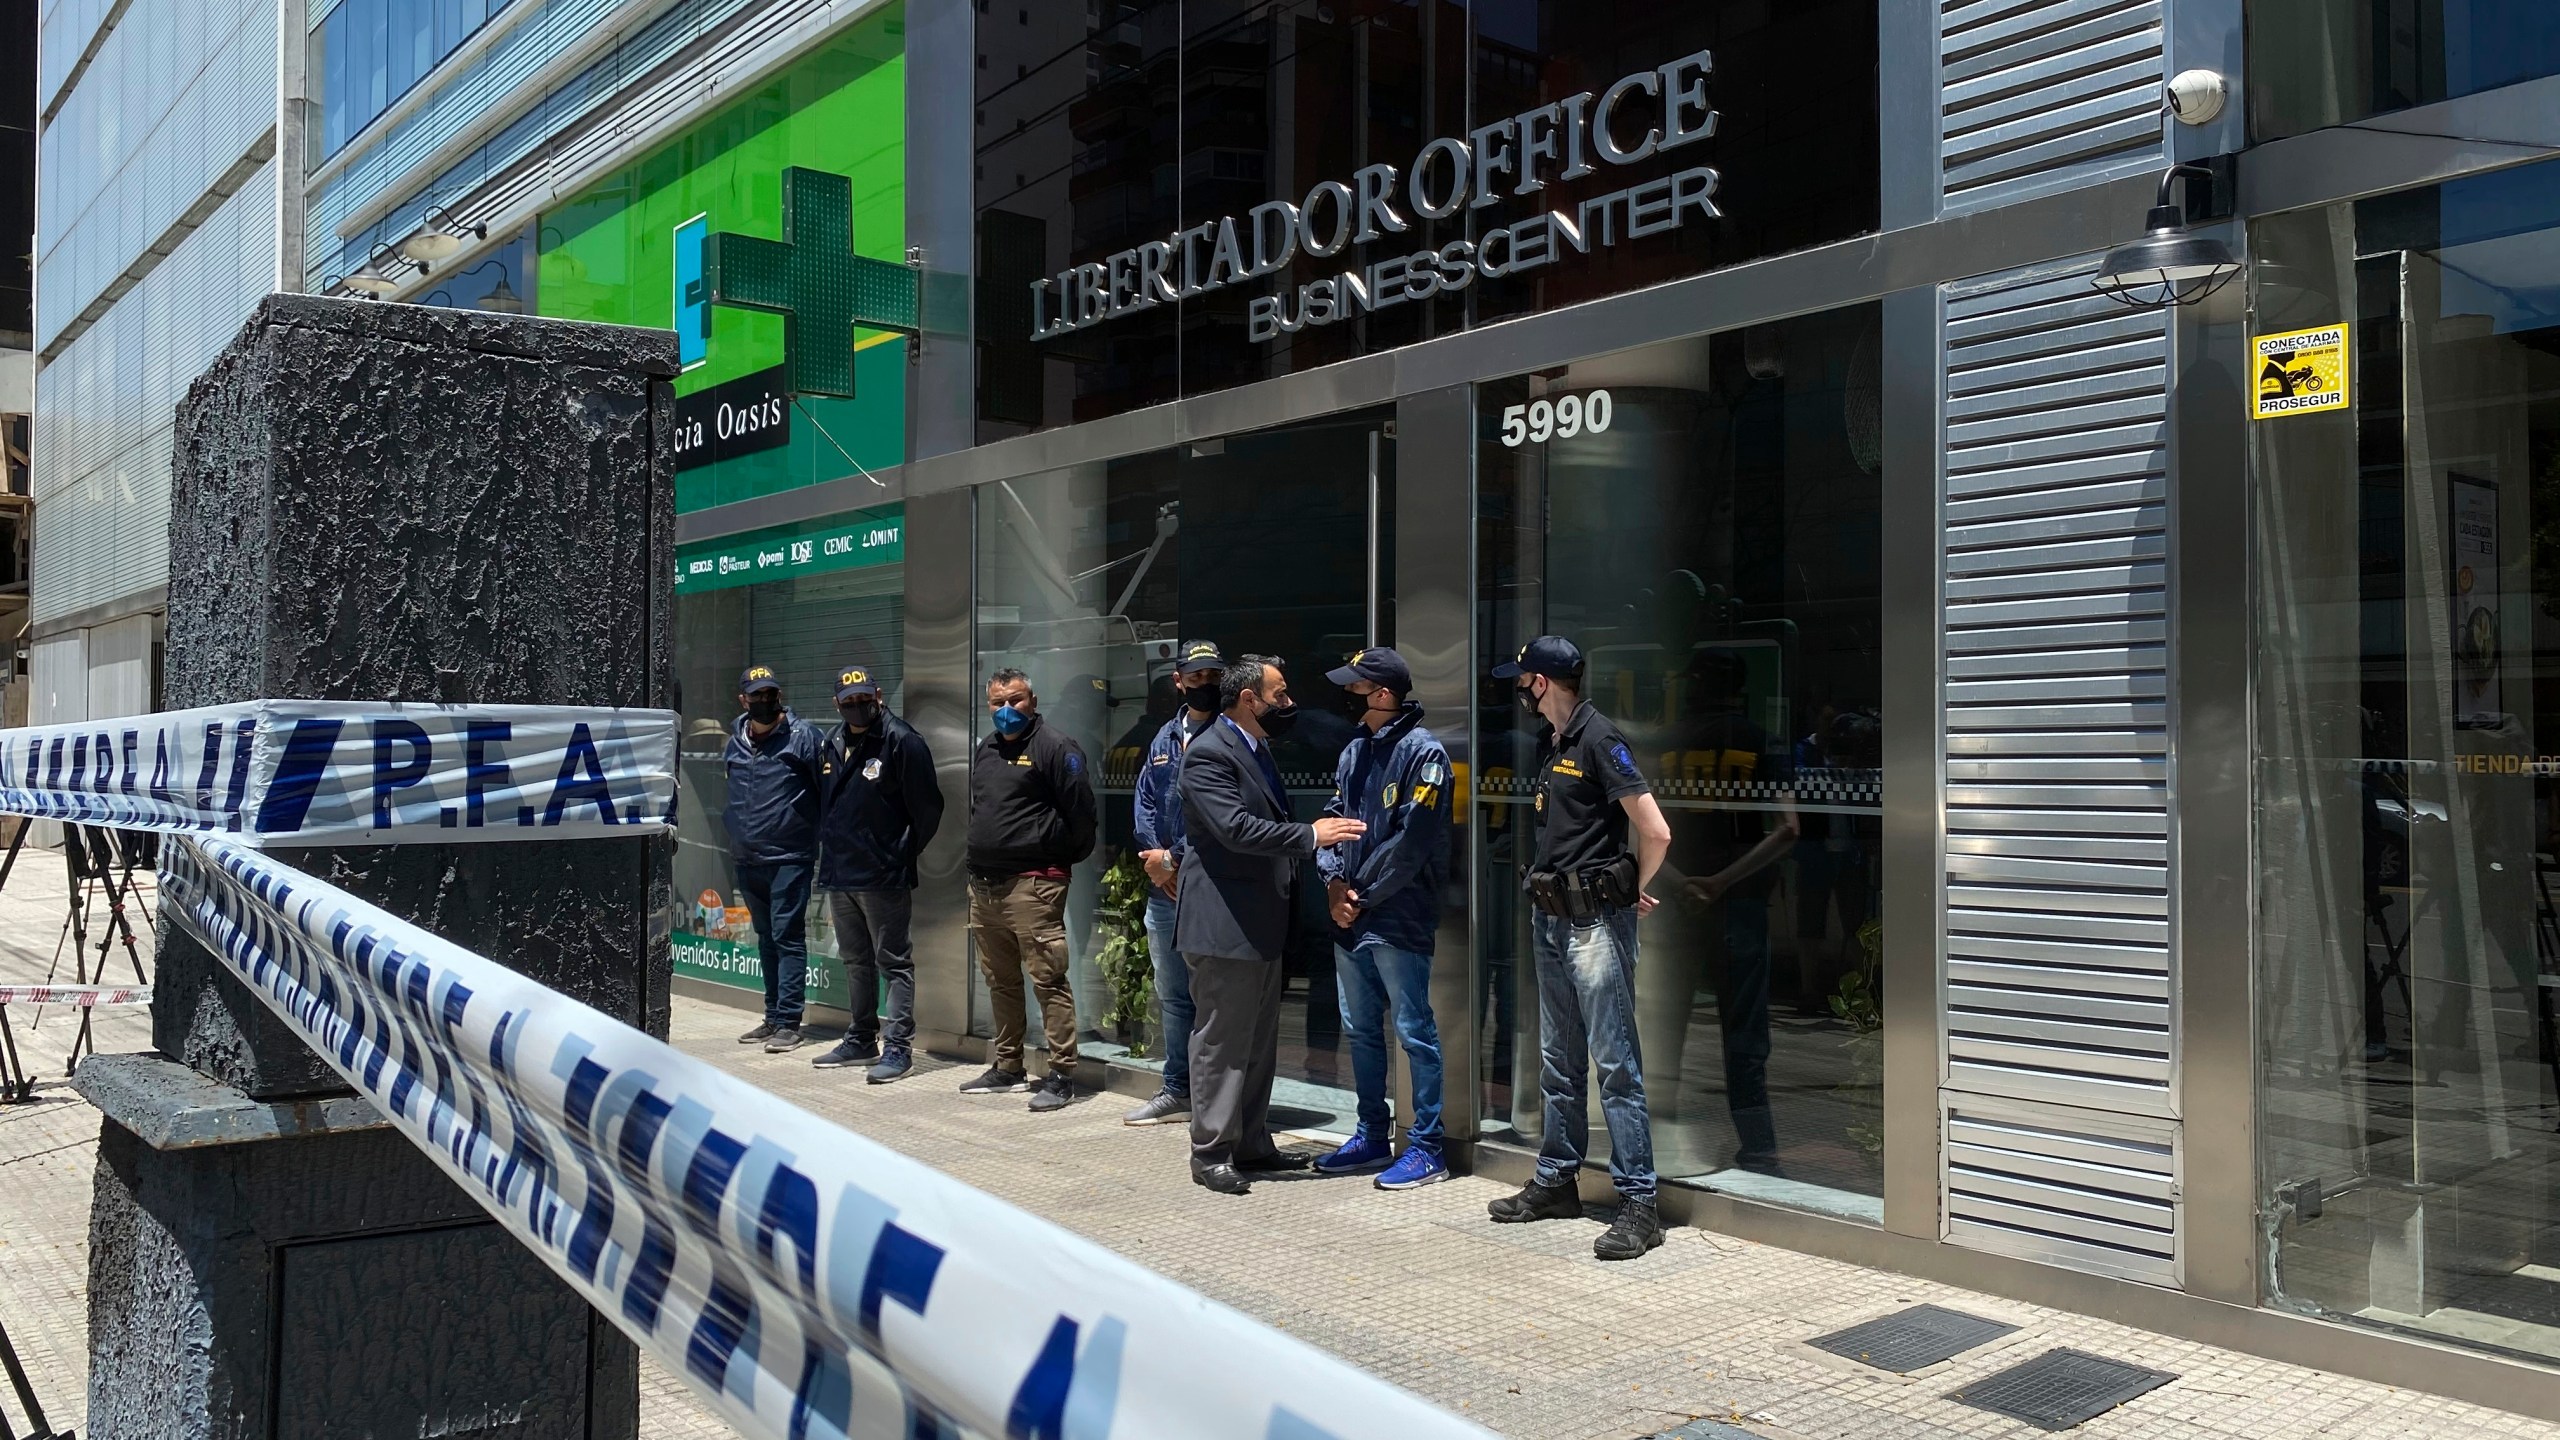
[1065, 750, 1084, 776]
[1608, 741, 1640, 779]
[1418, 760, 1449, 786]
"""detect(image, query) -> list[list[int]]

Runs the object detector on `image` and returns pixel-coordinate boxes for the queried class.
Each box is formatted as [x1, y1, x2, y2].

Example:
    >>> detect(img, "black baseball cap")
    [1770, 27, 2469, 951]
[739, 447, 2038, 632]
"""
[1491, 636, 1585, 680]
[1326, 646, 1412, 693]
[738, 664, 782, 693]
[1174, 639, 1228, 675]
[833, 663, 882, 701]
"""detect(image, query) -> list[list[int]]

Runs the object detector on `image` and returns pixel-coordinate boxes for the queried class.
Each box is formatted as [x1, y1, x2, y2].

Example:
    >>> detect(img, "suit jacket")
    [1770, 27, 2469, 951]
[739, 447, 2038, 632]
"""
[1175, 717, 1314, 963]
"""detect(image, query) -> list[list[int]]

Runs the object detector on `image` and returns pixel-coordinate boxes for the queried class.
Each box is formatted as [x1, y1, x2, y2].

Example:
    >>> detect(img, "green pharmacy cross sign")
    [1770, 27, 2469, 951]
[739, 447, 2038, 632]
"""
[701, 167, 918, 398]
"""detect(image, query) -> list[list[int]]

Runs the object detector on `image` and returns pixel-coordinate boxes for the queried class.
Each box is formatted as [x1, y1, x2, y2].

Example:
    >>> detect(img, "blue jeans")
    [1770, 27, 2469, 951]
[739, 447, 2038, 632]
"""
[1531, 907, 1654, 1201]
[1146, 892, 1193, 1097]
[736, 861, 813, 1027]
[1335, 942, 1444, 1151]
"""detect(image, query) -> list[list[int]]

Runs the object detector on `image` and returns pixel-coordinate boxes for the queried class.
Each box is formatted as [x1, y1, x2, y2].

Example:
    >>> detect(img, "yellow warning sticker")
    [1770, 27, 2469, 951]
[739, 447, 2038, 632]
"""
[2252, 323, 2350, 420]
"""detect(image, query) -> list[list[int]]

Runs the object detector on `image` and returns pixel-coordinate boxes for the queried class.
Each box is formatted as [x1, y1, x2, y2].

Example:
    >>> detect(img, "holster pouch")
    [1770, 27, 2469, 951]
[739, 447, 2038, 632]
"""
[1526, 869, 1603, 921]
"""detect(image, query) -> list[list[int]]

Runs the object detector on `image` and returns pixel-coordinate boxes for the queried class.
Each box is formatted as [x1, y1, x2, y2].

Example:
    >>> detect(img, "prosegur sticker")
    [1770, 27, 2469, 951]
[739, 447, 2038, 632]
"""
[2253, 324, 2350, 419]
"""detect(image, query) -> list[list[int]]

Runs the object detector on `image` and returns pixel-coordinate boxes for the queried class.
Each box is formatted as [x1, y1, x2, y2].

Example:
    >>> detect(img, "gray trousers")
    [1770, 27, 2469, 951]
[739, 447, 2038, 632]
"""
[1185, 951, 1286, 1172]
[827, 889, 915, 1052]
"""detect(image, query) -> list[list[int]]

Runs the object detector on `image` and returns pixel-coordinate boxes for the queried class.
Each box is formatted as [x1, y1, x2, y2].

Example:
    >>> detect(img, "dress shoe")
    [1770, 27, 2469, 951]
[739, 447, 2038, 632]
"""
[1192, 1164, 1252, 1195]
[1235, 1151, 1312, 1174]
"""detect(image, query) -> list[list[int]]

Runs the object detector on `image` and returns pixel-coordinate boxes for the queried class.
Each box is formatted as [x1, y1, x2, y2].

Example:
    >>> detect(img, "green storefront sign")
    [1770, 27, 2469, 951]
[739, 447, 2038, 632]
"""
[675, 505, 905, 594]
[673, 933, 853, 1011]
[537, 6, 907, 514]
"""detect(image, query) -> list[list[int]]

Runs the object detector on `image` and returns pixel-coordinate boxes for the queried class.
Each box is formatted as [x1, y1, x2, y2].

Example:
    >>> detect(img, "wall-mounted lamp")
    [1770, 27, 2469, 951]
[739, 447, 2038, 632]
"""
[340, 243, 405, 298]
[476, 274, 524, 314]
[2091, 163, 2242, 310]
[398, 204, 488, 268]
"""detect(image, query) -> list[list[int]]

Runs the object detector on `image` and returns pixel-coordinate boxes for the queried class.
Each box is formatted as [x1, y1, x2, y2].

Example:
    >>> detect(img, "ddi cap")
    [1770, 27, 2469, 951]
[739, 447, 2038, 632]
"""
[1174, 639, 1228, 675]
[1325, 646, 1413, 693]
[834, 664, 881, 701]
[1491, 636, 1585, 680]
[738, 664, 782, 693]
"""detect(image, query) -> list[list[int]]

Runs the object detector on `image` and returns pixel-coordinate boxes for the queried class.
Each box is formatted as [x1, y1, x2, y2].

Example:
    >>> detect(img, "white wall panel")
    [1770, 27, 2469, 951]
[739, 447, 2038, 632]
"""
[32, 161, 278, 628]
[29, 633, 87, 728]
[85, 613, 159, 719]
[35, 0, 271, 348]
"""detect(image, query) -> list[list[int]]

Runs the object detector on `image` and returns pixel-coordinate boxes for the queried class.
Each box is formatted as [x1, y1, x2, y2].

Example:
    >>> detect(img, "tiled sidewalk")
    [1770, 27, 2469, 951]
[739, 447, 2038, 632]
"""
[4, 857, 2559, 1438]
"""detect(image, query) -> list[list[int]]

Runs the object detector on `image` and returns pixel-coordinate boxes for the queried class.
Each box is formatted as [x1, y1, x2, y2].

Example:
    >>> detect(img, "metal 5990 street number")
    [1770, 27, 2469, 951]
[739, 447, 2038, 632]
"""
[1499, 391, 1614, 448]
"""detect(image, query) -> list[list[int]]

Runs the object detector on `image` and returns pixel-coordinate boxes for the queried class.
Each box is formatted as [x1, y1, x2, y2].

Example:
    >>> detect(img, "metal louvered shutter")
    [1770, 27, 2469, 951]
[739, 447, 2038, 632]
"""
[1938, 255, 2179, 1287]
[1939, 0, 2165, 213]
[751, 564, 906, 716]
[1944, 1095, 2179, 1285]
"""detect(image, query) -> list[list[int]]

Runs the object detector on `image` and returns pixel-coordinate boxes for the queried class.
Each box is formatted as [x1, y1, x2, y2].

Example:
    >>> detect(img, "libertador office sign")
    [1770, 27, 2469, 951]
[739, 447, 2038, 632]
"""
[1028, 49, 1723, 346]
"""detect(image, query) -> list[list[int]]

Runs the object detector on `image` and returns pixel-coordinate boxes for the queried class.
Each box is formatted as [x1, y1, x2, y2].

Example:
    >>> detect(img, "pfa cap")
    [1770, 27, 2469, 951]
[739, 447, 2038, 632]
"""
[738, 664, 782, 693]
[1325, 646, 1412, 693]
[1174, 639, 1228, 675]
[1491, 635, 1585, 680]
[833, 663, 882, 701]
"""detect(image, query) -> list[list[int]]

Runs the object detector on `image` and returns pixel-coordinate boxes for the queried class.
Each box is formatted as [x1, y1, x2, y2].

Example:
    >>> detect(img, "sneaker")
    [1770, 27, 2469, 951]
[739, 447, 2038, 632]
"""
[1028, 1073, 1075, 1113]
[866, 1049, 913, 1085]
[763, 1027, 805, 1054]
[1594, 1197, 1665, 1261]
[959, 1066, 1032, 1094]
[1315, 1126, 1393, 1176]
[811, 1036, 881, 1069]
[1123, 1090, 1190, 1126]
[1375, 1147, 1451, 1191]
[1487, 1176, 1583, 1224]
[738, 1022, 778, 1044]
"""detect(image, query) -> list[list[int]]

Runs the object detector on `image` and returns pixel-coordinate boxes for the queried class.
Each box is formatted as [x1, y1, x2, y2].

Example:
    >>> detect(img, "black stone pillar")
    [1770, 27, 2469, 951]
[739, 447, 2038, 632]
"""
[81, 295, 676, 1438]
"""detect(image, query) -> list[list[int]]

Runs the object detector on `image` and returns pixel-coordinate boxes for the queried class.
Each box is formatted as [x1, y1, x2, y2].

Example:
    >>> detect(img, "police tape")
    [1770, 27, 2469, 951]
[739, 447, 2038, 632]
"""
[0, 984, 152, 1006]
[0, 701, 676, 844]
[158, 835, 1494, 1440]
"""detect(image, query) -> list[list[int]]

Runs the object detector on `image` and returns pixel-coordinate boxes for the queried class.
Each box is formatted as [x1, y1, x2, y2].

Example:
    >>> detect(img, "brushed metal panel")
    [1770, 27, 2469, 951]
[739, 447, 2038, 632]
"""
[1947, 422, 2170, 477]
[1947, 617, 2164, 651]
[1949, 958, 2171, 993]
[1950, 1166, 2173, 1228]
[1949, 808, 2167, 835]
[1950, 884, 2164, 917]
[1948, 391, 2167, 445]
[1945, 672, 2165, 702]
[1952, 984, 2170, 1027]
[1945, 363, 2170, 419]
[1950, 334, 2167, 396]
[1945, 832, 2167, 863]
[1948, 1141, 2177, 1200]
[1946, 729, 2167, 755]
[1940, 1, 2159, 85]
[1945, 449, 2166, 499]
[1947, 310, 2162, 370]
[1946, 644, 2166, 677]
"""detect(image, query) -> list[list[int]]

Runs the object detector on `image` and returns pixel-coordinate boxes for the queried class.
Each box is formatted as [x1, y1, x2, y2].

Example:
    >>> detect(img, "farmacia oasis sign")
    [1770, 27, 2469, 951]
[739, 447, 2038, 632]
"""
[1029, 49, 1723, 346]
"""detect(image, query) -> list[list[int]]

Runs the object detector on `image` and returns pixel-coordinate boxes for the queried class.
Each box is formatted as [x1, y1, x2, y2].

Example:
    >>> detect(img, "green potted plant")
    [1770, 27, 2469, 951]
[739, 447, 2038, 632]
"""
[1094, 852, 1157, 1056]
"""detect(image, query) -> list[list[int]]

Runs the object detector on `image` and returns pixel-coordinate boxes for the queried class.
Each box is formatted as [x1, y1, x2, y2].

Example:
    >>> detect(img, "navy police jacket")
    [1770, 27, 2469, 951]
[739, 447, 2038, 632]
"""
[722, 710, 823, 866]
[1132, 710, 1215, 858]
[1317, 704, 1451, 954]
[816, 710, 945, 891]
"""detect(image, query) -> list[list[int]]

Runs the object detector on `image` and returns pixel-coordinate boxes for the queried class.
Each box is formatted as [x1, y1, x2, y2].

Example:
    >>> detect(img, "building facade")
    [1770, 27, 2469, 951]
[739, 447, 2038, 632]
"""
[33, 0, 2560, 1416]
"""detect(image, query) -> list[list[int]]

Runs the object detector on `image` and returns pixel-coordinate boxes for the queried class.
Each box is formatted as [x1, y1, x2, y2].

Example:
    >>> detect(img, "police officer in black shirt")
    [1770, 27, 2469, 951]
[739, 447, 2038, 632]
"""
[1485, 636, 1676, 1261]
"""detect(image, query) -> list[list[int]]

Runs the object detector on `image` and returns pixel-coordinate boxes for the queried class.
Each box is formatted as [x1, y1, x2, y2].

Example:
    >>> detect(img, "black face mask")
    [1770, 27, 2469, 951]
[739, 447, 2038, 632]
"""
[1258, 700, 1301, 738]
[746, 695, 783, 725]
[1183, 684, 1219, 714]
[838, 700, 880, 730]
[1514, 684, 1541, 716]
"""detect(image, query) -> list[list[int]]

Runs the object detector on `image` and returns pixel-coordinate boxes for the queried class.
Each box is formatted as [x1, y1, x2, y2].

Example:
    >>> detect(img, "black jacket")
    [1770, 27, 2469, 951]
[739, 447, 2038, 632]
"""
[964, 714, 1097, 874]
[1175, 717, 1315, 963]
[721, 711, 823, 866]
[816, 710, 945, 891]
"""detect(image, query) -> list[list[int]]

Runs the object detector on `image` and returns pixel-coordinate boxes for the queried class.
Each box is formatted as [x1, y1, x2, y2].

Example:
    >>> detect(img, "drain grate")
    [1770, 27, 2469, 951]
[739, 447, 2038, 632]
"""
[1807, 1303, 2020, 1373]
[1948, 1347, 2177, 1431]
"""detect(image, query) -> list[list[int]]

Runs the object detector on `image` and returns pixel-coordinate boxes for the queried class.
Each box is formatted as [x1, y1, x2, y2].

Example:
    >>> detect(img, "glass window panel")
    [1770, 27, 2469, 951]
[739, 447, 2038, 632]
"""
[2250, 0, 2560, 142]
[2254, 154, 2560, 1363]
[1475, 305, 1887, 1218]
[970, 410, 1398, 1121]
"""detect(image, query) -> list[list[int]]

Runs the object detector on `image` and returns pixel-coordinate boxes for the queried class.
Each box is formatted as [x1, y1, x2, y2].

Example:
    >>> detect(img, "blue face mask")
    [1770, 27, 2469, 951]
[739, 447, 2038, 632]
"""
[991, 703, 1031, 738]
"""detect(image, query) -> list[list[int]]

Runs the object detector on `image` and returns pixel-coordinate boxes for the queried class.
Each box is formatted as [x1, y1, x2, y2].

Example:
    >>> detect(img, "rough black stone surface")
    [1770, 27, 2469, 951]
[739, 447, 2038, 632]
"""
[92, 295, 674, 1440]
[158, 293, 677, 1097]
[89, 1107, 637, 1439]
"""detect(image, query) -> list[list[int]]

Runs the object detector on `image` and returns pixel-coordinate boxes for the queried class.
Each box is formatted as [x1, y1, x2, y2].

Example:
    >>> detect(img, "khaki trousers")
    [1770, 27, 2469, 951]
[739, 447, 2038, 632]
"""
[967, 873, 1077, 1077]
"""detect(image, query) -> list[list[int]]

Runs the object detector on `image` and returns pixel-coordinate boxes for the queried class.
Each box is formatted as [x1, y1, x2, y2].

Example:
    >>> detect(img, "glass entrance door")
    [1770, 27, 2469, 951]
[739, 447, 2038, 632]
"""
[2255, 156, 2560, 1362]
[972, 408, 1396, 1126]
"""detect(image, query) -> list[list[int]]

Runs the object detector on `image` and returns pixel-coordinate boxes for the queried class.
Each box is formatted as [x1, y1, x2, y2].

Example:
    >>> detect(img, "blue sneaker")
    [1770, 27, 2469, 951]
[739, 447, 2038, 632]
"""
[1315, 1127, 1394, 1175]
[1375, 1147, 1450, 1191]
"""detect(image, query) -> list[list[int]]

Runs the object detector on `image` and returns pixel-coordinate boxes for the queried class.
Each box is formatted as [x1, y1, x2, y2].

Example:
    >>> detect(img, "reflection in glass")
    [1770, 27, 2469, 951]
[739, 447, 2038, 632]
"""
[2256, 157, 2560, 1363]
[1476, 306, 1886, 1219]
[969, 413, 1396, 1122]
[2249, 0, 2560, 143]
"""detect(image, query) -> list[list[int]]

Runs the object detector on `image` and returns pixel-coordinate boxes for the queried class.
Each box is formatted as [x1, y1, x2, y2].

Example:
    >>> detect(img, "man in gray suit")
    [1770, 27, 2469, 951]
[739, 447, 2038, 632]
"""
[1176, 654, 1366, 1195]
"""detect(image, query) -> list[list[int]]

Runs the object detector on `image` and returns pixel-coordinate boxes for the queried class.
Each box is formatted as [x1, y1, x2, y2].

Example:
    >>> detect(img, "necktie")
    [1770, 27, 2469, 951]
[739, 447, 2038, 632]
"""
[1252, 742, 1288, 811]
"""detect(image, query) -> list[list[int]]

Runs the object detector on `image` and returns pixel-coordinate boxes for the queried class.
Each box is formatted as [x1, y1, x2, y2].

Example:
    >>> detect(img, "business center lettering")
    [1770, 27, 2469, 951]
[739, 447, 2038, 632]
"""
[1030, 49, 1723, 346]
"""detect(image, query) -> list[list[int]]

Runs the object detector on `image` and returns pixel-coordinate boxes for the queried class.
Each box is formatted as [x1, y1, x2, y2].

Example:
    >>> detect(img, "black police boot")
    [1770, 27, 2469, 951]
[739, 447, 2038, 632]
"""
[1487, 1176, 1583, 1224]
[1594, 1197, 1665, 1261]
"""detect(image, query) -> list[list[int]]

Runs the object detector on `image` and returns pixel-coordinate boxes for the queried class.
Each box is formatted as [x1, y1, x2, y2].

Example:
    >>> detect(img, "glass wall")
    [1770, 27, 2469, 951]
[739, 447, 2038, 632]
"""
[971, 411, 1396, 1125]
[1475, 307, 1887, 1219]
[2255, 156, 2560, 1363]
[308, 0, 521, 162]
[670, 503, 907, 1011]
[973, 0, 1879, 439]
[2249, 1, 2560, 142]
